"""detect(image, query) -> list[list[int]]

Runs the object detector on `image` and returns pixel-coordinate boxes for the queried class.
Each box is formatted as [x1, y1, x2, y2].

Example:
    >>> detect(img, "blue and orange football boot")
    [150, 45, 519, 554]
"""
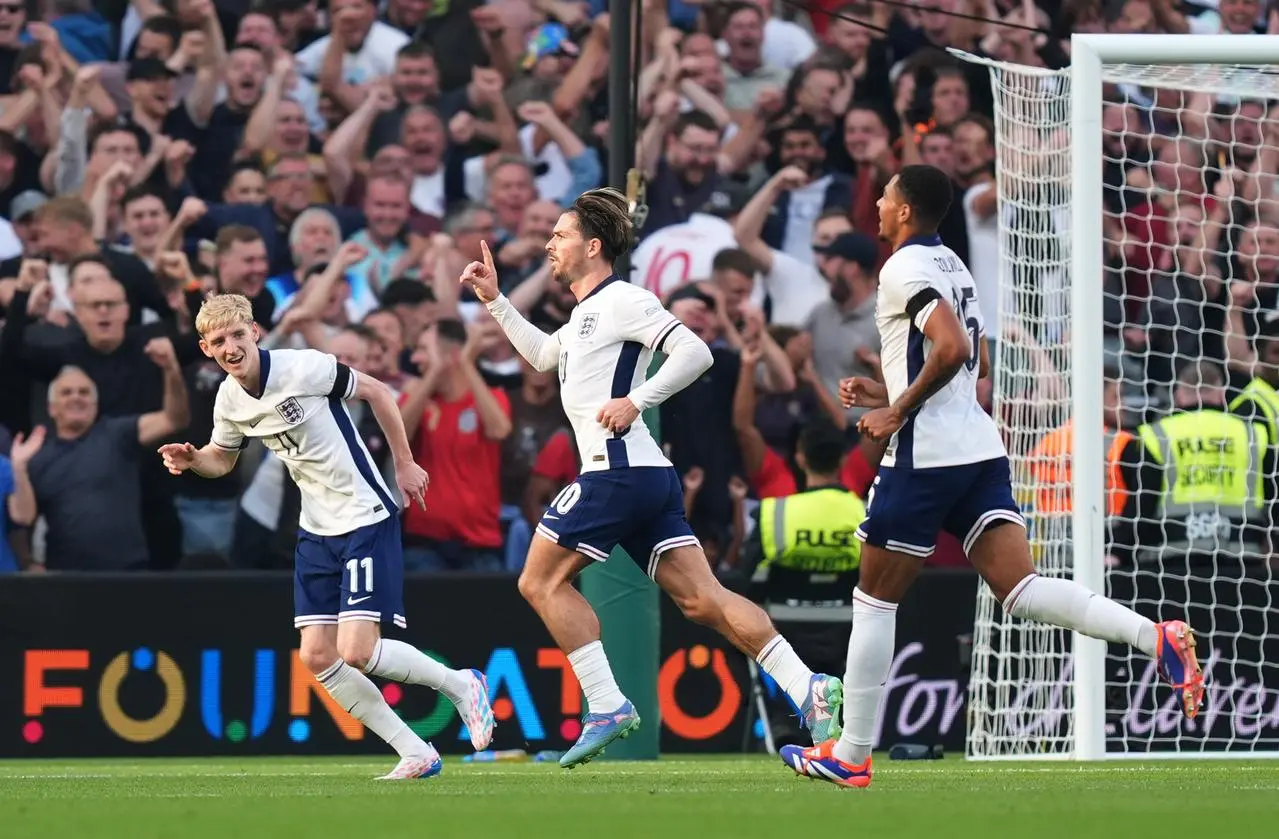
[560, 701, 642, 768]
[779, 739, 872, 789]
[799, 674, 844, 745]
[1154, 620, 1205, 719]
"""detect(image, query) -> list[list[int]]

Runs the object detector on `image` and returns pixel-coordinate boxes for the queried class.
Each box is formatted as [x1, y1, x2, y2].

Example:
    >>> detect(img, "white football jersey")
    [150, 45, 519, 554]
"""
[876, 235, 1006, 469]
[554, 278, 682, 472]
[631, 213, 739, 298]
[210, 349, 398, 536]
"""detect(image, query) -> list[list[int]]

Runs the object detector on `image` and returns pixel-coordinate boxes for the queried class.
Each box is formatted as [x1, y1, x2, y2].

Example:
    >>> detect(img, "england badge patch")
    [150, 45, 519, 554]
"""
[275, 397, 305, 424]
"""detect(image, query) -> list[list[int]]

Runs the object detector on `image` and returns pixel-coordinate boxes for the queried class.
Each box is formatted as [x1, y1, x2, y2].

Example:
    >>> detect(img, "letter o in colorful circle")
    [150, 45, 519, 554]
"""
[98, 651, 186, 743]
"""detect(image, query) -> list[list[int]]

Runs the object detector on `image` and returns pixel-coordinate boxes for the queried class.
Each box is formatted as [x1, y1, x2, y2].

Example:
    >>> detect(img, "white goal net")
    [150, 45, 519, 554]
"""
[957, 38, 1279, 760]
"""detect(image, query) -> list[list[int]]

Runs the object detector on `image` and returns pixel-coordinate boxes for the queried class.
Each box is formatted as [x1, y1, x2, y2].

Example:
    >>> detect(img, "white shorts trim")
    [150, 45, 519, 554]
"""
[962, 509, 1027, 556]
[647, 535, 701, 579]
[338, 610, 381, 623]
[885, 538, 936, 558]
[576, 542, 610, 562]
[295, 614, 339, 628]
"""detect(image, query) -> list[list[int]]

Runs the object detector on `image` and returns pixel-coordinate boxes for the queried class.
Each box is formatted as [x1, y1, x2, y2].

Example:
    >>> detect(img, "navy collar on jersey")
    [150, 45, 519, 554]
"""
[246, 349, 271, 400]
[580, 274, 621, 303]
[896, 233, 943, 250]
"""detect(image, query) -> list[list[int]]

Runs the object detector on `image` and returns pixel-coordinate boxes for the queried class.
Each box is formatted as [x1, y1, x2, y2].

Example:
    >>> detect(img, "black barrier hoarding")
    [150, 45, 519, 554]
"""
[1105, 571, 1279, 753]
[0, 572, 977, 758]
[10, 570, 1270, 758]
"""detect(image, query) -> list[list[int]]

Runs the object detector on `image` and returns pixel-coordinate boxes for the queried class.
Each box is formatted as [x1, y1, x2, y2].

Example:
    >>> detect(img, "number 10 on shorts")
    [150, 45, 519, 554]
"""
[346, 556, 374, 594]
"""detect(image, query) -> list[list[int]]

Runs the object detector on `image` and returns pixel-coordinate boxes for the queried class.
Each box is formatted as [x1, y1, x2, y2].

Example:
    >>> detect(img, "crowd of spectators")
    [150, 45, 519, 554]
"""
[0, 0, 1276, 575]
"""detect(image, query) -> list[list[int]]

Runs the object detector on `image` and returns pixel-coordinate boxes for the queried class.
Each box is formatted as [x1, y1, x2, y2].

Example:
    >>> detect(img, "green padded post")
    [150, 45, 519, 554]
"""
[578, 367, 664, 760]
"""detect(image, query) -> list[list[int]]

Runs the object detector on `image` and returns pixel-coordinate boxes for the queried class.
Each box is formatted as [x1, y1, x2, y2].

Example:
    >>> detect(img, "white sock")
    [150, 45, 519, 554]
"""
[833, 589, 897, 766]
[1003, 574, 1158, 658]
[755, 635, 815, 711]
[317, 660, 434, 759]
[567, 640, 627, 715]
[365, 638, 471, 705]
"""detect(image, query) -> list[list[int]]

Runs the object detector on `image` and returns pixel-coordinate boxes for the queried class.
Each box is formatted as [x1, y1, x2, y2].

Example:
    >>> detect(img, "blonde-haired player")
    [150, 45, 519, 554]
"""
[161, 261, 495, 781]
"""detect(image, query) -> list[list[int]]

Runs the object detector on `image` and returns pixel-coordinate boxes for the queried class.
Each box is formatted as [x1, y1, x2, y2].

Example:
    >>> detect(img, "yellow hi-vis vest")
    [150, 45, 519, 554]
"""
[758, 487, 867, 573]
[1228, 376, 1279, 445]
[1136, 410, 1268, 523]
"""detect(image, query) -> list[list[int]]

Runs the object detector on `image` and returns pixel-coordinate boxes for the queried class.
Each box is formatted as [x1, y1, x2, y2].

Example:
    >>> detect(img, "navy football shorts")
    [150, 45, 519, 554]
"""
[293, 514, 406, 629]
[855, 456, 1025, 558]
[535, 466, 700, 577]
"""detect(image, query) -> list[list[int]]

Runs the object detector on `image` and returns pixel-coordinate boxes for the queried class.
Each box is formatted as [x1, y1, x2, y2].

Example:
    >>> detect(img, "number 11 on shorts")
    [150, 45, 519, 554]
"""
[347, 556, 374, 594]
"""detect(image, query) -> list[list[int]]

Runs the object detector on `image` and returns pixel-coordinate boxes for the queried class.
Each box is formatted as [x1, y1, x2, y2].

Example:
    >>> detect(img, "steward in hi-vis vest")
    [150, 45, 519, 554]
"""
[742, 420, 867, 580]
[1228, 325, 1279, 446]
[1113, 408, 1272, 564]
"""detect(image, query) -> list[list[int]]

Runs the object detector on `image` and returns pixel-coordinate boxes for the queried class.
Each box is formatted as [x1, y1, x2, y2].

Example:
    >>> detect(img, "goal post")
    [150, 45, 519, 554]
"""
[955, 35, 1279, 761]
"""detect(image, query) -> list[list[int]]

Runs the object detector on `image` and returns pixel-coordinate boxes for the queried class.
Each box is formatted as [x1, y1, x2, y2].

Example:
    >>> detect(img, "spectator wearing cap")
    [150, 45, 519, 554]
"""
[734, 165, 856, 327]
[760, 116, 853, 265]
[97, 15, 192, 114]
[299, 0, 410, 112]
[122, 42, 219, 147]
[0, 189, 44, 263]
[804, 231, 881, 417]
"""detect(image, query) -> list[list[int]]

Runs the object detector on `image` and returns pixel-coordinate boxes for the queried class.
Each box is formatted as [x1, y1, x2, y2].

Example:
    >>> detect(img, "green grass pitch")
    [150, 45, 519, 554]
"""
[3, 756, 1277, 838]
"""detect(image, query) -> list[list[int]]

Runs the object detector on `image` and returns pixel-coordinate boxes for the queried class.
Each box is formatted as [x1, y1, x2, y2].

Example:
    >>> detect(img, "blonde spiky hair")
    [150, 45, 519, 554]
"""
[195, 293, 255, 338]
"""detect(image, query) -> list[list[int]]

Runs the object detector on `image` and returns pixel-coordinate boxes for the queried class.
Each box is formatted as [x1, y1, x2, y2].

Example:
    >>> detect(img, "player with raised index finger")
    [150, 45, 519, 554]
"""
[461, 188, 845, 769]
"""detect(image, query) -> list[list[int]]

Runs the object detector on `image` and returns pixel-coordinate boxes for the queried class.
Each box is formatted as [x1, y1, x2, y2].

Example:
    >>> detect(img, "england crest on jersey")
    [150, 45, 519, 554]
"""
[275, 397, 305, 424]
[578, 314, 598, 339]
